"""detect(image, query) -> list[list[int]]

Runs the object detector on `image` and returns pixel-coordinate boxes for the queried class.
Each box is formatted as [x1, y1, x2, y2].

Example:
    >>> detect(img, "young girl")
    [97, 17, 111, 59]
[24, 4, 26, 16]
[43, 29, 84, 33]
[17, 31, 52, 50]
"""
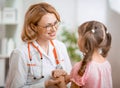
[70, 21, 112, 88]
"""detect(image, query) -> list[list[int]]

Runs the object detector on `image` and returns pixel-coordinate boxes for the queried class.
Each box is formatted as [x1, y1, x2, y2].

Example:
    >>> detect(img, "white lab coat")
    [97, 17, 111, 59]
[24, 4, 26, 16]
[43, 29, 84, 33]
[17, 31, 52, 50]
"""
[5, 40, 72, 88]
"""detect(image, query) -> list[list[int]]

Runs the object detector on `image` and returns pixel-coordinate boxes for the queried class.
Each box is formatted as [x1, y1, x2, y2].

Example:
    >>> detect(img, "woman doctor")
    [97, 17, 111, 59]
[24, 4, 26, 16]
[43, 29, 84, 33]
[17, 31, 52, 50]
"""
[6, 2, 72, 88]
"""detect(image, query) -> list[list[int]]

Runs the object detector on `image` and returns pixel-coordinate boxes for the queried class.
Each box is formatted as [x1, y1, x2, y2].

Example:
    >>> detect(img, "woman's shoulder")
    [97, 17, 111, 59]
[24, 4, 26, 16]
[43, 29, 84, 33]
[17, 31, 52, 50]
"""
[9, 43, 29, 66]
[12, 42, 28, 55]
[53, 39, 65, 45]
[53, 39, 66, 48]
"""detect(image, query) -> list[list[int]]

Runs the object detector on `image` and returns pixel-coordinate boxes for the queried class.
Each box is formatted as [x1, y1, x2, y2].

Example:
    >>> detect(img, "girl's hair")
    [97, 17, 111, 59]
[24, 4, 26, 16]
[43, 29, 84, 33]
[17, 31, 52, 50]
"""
[78, 21, 112, 76]
[21, 2, 60, 42]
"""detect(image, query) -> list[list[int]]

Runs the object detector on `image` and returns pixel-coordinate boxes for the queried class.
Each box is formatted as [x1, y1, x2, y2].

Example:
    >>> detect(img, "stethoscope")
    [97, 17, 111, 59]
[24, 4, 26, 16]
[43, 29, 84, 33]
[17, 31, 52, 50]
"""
[27, 40, 62, 80]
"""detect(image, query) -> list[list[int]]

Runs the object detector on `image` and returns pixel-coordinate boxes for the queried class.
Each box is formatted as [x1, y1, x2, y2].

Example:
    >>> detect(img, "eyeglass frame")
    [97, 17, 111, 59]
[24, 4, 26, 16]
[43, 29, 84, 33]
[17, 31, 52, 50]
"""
[37, 20, 60, 31]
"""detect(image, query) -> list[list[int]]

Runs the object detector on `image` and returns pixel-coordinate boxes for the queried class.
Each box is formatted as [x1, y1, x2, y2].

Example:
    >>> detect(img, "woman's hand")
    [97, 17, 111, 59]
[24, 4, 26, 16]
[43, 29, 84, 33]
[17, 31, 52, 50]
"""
[52, 69, 67, 78]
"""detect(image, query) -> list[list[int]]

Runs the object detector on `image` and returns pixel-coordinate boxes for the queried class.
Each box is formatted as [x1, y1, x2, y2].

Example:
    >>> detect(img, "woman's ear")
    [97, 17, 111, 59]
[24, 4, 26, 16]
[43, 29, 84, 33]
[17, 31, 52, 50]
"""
[30, 23, 38, 32]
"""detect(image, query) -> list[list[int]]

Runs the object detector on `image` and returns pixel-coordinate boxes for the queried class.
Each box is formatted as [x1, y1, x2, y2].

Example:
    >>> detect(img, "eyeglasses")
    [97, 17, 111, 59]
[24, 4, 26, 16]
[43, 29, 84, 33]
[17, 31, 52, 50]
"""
[38, 21, 60, 31]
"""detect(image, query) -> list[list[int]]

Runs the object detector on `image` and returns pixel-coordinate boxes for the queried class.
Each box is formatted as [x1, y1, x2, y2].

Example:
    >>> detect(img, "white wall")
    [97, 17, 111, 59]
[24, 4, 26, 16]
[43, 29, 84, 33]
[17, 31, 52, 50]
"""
[109, 0, 120, 14]
[43, 0, 77, 30]
[77, 0, 107, 25]
[23, 0, 43, 13]
[106, 1, 120, 88]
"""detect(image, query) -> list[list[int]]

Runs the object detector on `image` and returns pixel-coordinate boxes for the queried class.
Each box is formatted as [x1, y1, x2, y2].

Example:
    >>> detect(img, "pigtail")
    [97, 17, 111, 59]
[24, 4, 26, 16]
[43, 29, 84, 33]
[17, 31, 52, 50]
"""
[78, 52, 92, 76]
[102, 32, 112, 57]
[78, 33, 94, 76]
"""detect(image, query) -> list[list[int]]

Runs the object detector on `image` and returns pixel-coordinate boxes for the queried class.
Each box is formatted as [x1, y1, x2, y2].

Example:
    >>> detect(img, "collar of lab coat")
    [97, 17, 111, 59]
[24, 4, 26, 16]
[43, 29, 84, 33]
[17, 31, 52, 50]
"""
[32, 40, 57, 66]
[32, 40, 55, 58]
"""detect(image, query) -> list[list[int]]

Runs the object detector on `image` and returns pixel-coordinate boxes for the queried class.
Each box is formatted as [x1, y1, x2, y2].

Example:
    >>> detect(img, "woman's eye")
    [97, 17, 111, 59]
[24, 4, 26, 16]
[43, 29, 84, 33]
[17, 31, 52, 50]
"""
[45, 24, 51, 28]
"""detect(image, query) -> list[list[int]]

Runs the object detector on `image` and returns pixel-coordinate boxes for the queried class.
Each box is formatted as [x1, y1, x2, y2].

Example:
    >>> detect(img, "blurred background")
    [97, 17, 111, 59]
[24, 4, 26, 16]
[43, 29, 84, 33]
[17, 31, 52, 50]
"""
[0, 0, 120, 88]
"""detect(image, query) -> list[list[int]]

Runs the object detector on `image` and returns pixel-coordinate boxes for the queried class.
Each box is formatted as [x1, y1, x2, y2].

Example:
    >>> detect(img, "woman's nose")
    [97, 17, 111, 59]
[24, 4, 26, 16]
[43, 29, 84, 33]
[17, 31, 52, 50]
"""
[51, 26, 57, 31]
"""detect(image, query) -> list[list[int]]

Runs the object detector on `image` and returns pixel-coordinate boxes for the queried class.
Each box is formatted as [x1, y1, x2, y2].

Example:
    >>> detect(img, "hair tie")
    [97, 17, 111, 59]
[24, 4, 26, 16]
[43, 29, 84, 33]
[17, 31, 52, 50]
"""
[106, 30, 109, 34]
[98, 48, 102, 54]
[91, 29, 95, 33]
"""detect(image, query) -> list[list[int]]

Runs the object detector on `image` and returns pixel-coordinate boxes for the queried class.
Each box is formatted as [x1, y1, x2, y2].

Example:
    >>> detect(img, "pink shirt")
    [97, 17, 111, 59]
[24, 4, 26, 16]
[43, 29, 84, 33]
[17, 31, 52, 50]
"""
[70, 60, 112, 88]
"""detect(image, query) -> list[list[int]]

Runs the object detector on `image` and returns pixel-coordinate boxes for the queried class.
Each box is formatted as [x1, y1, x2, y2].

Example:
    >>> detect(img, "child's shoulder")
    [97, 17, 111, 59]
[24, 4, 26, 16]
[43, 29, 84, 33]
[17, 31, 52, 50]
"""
[90, 60, 110, 66]
[72, 61, 82, 70]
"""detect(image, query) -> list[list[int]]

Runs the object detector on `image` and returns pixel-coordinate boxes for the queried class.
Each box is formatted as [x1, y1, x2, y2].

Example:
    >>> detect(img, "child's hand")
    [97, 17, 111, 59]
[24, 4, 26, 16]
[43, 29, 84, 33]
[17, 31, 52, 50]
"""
[55, 76, 67, 88]
[64, 75, 71, 84]
[70, 82, 80, 88]
[45, 79, 60, 88]
[52, 69, 67, 78]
